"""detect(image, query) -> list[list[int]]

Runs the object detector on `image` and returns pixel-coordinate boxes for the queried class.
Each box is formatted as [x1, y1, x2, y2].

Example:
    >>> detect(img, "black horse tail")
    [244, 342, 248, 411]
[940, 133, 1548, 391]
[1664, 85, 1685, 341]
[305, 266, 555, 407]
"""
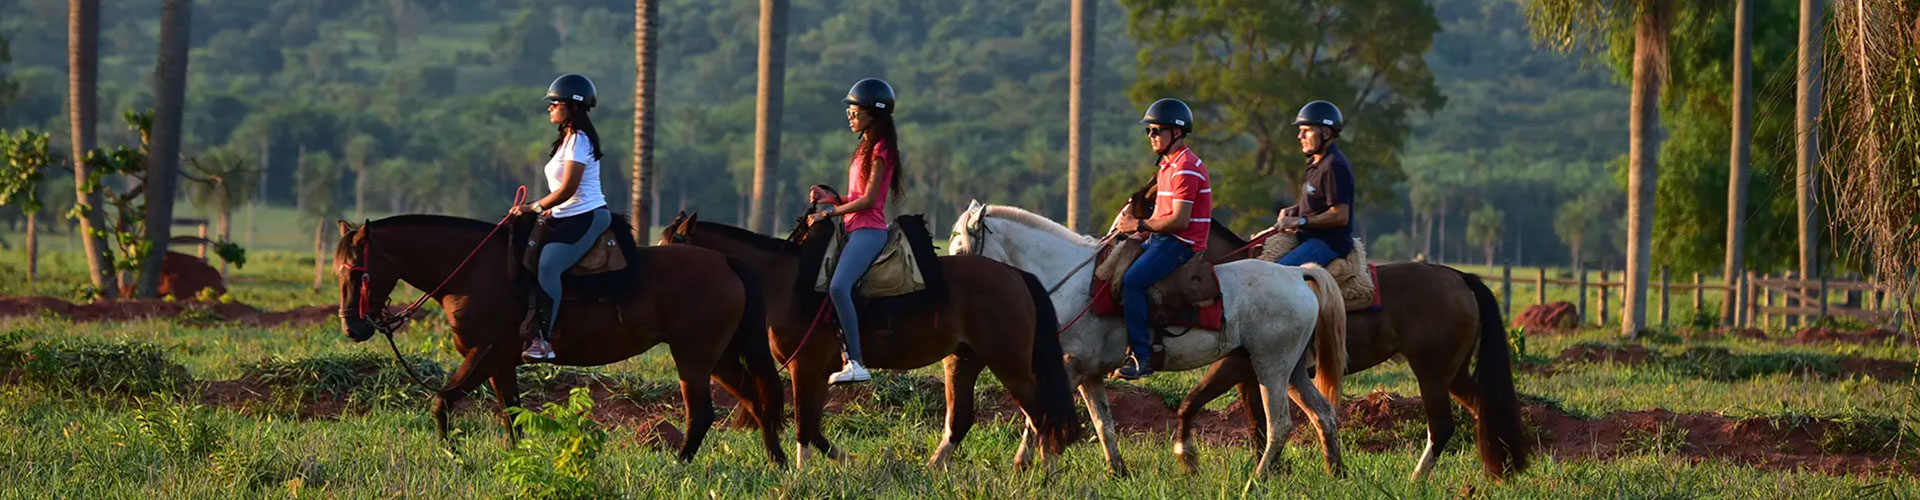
[1455, 269, 1530, 480]
[1018, 269, 1084, 450]
[727, 257, 787, 466]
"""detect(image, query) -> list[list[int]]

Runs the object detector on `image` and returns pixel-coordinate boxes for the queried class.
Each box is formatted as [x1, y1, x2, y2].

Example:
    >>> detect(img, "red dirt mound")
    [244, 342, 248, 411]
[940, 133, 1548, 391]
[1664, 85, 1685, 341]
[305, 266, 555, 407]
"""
[1513, 302, 1580, 331]
[1791, 327, 1912, 346]
[0, 293, 403, 327]
[1557, 344, 1657, 365]
[111, 252, 226, 299]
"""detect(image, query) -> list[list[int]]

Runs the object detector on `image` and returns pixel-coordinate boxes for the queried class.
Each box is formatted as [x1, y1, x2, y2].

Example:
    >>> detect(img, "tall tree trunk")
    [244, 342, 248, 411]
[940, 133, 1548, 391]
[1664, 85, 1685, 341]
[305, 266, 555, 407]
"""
[217, 208, 230, 277]
[1437, 202, 1448, 263]
[354, 166, 366, 221]
[138, 0, 191, 297]
[25, 216, 36, 283]
[632, 0, 659, 240]
[1484, 241, 1494, 268]
[749, 0, 787, 234]
[1065, 0, 1095, 232]
[312, 219, 325, 291]
[1623, 8, 1665, 337]
[69, 0, 116, 298]
[1794, 0, 1824, 320]
[1723, 0, 1753, 324]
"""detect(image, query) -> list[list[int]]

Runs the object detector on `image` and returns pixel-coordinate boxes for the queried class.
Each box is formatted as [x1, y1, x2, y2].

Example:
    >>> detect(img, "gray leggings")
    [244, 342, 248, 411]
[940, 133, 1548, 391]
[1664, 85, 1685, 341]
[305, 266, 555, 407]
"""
[537, 207, 611, 338]
[829, 228, 888, 363]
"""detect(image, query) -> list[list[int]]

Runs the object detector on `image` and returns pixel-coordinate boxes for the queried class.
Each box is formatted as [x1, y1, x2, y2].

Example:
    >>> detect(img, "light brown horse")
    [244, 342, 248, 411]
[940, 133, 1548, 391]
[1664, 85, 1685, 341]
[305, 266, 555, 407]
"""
[661, 212, 1082, 469]
[332, 215, 787, 466]
[1174, 224, 1529, 480]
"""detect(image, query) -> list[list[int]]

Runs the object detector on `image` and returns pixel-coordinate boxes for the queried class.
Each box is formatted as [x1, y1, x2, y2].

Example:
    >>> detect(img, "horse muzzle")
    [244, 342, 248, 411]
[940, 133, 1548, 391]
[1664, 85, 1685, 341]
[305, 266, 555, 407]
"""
[342, 316, 377, 342]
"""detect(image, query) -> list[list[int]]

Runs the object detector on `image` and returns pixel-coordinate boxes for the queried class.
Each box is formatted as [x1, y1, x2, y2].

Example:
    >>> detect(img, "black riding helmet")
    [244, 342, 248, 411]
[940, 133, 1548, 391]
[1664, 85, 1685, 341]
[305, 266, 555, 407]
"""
[545, 73, 597, 111]
[1138, 98, 1194, 133]
[1290, 100, 1342, 134]
[842, 78, 896, 112]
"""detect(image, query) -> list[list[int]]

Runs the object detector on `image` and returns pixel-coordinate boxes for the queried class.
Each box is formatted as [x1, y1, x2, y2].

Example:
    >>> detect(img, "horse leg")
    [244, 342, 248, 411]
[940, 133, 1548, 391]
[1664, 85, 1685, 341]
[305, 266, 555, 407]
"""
[710, 352, 790, 467]
[670, 344, 719, 462]
[792, 364, 844, 467]
[431, 346, 500, 446]
[709, 353, 763, 429]
[487, 363, 522, 448]
[984, 353, 1057, 471]
[1407, 357, 1458, 480]
[1175, 356, 1254, 473]
[1285, 356, 1345, 477]
[1250, 361, 1297, 477]
[930, 353, 984, 469]
[1076, 377, 1128, 476]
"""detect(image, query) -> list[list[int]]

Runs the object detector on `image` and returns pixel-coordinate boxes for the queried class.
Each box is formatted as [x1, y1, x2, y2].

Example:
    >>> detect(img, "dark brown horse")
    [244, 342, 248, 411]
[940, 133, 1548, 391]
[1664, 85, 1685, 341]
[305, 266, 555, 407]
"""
[661, 212, 1082, 469]
[332, 215, 787, 466]
[1178, 223, 1529, 480]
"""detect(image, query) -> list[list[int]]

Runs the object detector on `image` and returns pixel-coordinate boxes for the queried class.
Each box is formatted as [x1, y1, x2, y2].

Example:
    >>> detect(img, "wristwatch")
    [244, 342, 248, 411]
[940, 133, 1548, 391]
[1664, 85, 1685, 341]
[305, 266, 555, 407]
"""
[529, 201, 544, 213]
[1295, 217, 1307, 228]
[824, 206, 836, 216]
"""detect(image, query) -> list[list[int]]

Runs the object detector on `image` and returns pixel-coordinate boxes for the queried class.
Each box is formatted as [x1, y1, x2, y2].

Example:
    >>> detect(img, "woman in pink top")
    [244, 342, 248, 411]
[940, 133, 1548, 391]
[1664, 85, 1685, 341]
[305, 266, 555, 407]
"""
[805, 77, 904, 384]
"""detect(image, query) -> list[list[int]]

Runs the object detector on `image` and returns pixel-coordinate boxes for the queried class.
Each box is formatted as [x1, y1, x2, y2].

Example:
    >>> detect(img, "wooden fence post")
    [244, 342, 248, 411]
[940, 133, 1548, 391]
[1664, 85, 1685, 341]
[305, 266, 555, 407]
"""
[1818, 273, 1829, 320]
[196, 222, 208, 258]
[1785, 271, 1800, 328]
[1692, 272, 1703, 313]
[1763, 273, 1775, 329]
[1739, 272, 1753, 328]
[1501, 261, 1513, 319]
[1599, 270, 1612, 326]
[1659, 266, 1671, 328]
[1577, 265, 1588, 324]
[1535, 267, 1547, 305]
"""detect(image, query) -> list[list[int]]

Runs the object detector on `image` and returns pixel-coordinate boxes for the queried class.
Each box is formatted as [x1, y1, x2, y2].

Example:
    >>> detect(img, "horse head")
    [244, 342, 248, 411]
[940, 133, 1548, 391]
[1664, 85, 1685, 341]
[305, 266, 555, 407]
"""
[333, 220, 398, 342]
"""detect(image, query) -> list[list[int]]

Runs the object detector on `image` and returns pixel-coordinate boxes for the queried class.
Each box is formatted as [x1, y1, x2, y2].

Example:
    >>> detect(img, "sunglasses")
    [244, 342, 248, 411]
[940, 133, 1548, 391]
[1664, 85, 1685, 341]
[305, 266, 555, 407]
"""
[846, 108, 865, 118]
[1145, 126, 1175, 136]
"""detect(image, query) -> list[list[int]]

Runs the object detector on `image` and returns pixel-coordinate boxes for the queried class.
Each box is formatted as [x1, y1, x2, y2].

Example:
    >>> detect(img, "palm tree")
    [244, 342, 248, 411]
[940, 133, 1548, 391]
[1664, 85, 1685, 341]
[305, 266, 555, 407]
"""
[633, 0, 659, 239]
[68, 0, 117, 298]
[1526, 0, 1676, 337]
[749, 0, 788, 234]
[345, 134, 377, 221]
[1722, 0, 1752, 325]
[1793, 0, 1825, 325]
[1821, 0, 1918, 332]
[1066, 0, 1094, 232]
[137, 0, 191, 297]
[182, 148, 257, 276]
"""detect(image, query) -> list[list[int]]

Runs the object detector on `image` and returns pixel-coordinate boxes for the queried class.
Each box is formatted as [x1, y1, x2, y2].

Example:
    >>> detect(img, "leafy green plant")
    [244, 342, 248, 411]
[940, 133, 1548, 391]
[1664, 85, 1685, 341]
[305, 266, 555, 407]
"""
[242, 352, 442, 408]
[118, 401, 227, 458]
[19, 338, 190, 396]
[493, 387, 608, 500]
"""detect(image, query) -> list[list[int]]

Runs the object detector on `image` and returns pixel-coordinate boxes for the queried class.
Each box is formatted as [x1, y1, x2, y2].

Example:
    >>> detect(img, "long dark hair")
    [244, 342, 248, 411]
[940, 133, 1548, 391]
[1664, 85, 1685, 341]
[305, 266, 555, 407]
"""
[850, 109, 904, 198]
[548, 101, 604, 161]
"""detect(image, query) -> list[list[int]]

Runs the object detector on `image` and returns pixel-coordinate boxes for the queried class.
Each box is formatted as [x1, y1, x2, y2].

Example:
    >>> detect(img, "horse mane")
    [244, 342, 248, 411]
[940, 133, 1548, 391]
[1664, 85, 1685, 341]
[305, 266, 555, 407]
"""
[1210, 219, 1248, 248]
[372, 214, 498, 233]
[981, 205, 1101, 246]
[692, 221, 801, 254]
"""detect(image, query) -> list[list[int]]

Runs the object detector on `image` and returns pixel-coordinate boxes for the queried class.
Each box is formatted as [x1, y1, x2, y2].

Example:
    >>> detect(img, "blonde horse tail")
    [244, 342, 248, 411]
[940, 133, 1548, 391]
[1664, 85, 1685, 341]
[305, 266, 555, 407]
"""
[1297, 263, 1347, 407]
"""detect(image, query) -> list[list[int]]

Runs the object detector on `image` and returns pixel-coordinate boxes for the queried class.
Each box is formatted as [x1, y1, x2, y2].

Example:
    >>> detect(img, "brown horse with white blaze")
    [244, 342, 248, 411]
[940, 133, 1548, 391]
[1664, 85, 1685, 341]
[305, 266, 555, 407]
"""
[1175, 223, 1530, 480]
[661, 212, 1082, 469]
[332, 215, 786, 466]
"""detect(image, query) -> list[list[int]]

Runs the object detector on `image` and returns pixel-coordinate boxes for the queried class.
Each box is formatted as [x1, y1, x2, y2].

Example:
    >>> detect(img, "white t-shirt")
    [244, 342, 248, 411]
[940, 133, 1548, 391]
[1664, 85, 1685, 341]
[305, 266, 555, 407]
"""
[543, 131, 606, 218]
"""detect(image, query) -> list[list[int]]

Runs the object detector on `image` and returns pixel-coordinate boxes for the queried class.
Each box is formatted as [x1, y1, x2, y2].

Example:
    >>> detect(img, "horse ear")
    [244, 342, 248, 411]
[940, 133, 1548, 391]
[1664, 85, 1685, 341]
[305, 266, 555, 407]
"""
[336, 220, 354, 237]
[687, 211, 700, 225]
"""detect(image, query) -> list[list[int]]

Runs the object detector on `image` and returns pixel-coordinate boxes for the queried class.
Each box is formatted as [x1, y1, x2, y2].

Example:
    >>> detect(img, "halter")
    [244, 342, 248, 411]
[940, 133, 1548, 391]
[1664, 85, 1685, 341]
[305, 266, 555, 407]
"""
[337, 186, 528, 390]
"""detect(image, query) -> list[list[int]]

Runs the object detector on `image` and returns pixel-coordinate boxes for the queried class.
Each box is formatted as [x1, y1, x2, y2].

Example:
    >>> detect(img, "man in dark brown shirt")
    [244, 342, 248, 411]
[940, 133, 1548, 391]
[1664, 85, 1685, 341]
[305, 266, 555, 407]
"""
[1274, 100, 1355, 266]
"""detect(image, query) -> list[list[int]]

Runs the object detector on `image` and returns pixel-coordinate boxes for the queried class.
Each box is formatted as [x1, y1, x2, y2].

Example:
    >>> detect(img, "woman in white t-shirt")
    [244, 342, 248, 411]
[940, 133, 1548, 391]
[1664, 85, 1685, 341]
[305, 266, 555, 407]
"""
[510, 73, 610, 361]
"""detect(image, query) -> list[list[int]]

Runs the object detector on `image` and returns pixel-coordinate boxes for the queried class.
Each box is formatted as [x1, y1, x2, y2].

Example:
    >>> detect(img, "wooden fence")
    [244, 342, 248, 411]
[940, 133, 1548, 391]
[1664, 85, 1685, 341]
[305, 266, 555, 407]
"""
[1475, 263, 1898, 329]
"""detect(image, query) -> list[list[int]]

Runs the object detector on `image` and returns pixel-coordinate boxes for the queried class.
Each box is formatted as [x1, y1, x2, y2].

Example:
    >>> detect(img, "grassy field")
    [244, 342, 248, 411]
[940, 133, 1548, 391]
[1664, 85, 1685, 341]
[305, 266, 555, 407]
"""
[2, 248, 1917, 498]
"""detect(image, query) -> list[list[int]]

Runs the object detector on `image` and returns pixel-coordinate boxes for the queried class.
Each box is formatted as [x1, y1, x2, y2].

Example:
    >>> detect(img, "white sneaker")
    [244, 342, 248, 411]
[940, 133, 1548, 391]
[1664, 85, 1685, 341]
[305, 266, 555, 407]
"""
[828, 360, 872, 384]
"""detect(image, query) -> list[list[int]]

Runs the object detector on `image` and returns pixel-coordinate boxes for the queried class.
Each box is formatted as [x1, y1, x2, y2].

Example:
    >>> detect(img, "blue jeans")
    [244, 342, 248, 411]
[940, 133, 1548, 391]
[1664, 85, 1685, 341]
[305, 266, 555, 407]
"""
[1278, 236, 1341, 266]
[828, 228, 889, 363]
[1122, 235, 1195, 365]
[536, 207, 612, 339]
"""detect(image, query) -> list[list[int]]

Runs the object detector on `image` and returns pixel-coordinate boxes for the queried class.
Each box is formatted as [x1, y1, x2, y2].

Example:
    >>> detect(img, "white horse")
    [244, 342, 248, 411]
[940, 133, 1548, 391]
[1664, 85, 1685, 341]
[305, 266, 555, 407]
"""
[950, 202, 1347, 476]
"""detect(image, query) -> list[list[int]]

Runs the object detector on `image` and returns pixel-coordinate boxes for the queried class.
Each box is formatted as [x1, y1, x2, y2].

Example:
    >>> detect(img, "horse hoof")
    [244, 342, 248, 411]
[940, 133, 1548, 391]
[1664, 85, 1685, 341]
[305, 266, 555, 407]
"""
[1176, 452, 1198, 474]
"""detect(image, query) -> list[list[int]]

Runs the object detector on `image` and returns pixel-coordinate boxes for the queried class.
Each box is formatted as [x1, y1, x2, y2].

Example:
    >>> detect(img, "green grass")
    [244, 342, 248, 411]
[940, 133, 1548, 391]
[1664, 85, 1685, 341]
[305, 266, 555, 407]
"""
[2, 247, 1918, 498]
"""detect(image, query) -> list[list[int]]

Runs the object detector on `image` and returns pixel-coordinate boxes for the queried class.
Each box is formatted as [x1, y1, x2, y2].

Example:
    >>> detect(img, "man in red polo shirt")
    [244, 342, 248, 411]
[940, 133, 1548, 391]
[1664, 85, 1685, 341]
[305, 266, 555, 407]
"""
[1111, 97, 1211, 379]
